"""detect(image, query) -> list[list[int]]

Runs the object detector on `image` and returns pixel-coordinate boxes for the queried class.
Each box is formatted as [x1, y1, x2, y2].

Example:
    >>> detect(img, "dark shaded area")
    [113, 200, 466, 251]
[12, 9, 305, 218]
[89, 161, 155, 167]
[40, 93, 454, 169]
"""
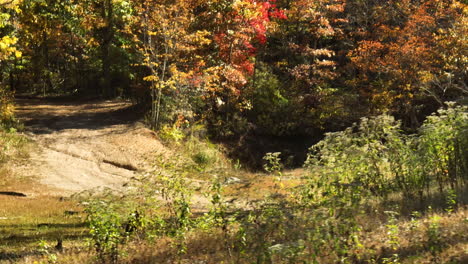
[0, 234, 86, 261]
[386, 185, 468, 217]
[102, 159, 139, 171]
[0, 192, 27, 197]
[223, 133, 319, 170]
[35, 222, 88, 229]
[0, 222, 87, 231]
[14, 97, 145, 135]
[0, 251, 43, 263]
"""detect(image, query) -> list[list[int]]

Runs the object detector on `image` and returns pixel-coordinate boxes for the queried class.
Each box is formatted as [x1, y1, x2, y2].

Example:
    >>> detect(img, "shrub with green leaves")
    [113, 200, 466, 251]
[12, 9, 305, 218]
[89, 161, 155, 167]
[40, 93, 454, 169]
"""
[304, 103, 468, 201]
[82, 103, 467, 263]
[304, 115, 408, 199]
[419, 103, 468, 191]
[0, 89, 16, 129]
[85, 198, 145, 264]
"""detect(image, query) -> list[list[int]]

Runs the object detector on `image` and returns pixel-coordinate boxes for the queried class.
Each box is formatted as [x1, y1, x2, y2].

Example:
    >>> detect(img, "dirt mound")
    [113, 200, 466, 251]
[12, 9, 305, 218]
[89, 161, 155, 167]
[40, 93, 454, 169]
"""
[14, 98, 169, 196]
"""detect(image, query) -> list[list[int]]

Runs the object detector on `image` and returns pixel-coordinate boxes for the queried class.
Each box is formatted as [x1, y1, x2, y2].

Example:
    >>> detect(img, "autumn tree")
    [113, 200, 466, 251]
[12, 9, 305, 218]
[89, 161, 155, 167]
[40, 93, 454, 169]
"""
[130, 0, 208, 129]
[0, 0, 21, 125]
[432, 1, 468, 102]
[195, 0, 285, 137]
[248, 0, 350, 136]
[2, 0, 466, 145]
[348, 0, 467, 128]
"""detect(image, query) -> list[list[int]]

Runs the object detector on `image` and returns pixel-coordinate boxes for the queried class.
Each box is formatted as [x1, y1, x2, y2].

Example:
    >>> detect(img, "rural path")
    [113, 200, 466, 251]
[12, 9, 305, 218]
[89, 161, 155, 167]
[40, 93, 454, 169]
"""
[14, 98, 168, 196]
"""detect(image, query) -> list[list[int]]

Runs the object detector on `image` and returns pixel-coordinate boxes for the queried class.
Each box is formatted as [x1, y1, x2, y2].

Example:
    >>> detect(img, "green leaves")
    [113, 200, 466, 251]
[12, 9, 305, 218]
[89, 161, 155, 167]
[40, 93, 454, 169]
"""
[305, 103, 468, 203]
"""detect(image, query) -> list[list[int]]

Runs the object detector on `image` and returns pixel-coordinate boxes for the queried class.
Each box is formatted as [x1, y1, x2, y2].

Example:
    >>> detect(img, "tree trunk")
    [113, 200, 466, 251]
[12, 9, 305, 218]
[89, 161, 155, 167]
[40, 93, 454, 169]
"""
[101, 0, 114, 98]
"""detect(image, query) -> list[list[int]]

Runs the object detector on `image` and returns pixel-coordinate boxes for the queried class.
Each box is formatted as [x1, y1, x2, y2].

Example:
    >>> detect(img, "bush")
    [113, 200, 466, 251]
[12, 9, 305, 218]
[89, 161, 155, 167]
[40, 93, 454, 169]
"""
[85, 199, 143, 264]
[0, 89, 16, 129]
[158, 124, 185, 144]
[419, 103, 468, 191]
[304, 103, 468, 201]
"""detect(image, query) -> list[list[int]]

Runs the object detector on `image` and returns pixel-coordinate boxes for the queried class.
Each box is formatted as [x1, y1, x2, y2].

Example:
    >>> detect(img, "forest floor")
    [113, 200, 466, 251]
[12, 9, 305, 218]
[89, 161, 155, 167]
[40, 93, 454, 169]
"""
[12, 98, 169, 196]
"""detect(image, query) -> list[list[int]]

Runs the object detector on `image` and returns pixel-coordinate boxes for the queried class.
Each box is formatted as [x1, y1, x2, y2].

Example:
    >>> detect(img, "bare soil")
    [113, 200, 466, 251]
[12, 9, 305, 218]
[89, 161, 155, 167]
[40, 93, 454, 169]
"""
[13, 98, 168, 196]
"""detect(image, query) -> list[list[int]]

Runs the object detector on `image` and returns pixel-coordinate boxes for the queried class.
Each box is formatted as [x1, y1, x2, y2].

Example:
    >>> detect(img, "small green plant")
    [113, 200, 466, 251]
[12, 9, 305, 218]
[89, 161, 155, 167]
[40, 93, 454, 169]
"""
[37, 240, 58, 264]
[205, 177, 237, 260]
[445, 189, 457, 214]
[159, 124, 185, 144]
[385, 210, 400, 251]
[420, 103, 468, 192]
[426, 215, 443, 257]
[192, 150, 213, 168]
[382, 254, 401, 264]
[233, 159, 242, 170]
[187, 138, 222, 171]
[409, 211, 421, 230]
[155, 172, 194, 256]
[263, 152, 283, 174]
[85, 199, 142, 264]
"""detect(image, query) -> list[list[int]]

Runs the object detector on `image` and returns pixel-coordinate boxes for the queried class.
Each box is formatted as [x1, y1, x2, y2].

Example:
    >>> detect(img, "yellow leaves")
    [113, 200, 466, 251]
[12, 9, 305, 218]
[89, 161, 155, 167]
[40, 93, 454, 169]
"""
[0, 36, 17, 47]
[188, 30, 212, 46]
[163, 78, 178, 90]
[276, 60, 288, 67]
[143, 75, 159, 82]
[202, 66, 222, 92]
[87, 38, 99, 47]
[233, 0, 259, 20]
[0, 99, 15, 122]
[0, 36, 21, 61]
[143, 65, 186, 90]
[0, 0, 22, 10]
[168, 64, 178, 75]
[418, 71, 434, 84]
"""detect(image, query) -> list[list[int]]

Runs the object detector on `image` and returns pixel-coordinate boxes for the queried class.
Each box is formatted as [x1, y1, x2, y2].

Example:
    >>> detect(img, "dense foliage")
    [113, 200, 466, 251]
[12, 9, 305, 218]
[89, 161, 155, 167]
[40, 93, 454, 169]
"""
[84, 103, 467, 263]
[0, 0, 466, 138]
[1, 1, 467, 262]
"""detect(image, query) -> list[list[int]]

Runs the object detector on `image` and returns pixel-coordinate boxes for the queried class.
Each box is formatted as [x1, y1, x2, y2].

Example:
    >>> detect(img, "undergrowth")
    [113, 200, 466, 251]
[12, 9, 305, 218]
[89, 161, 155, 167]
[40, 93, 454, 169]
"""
[76, 103, 468, 263]
[6, 103, 468, 263]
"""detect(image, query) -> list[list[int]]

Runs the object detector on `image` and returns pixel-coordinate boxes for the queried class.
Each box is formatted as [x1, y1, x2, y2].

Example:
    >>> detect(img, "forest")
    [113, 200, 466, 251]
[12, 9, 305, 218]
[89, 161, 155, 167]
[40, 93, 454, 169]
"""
[0, 0, 467, 263]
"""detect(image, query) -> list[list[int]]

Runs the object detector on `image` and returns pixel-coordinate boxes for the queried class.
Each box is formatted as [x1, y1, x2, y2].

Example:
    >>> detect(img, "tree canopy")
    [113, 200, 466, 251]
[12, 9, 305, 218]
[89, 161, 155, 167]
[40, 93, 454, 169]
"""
[1, 0, 467, 137]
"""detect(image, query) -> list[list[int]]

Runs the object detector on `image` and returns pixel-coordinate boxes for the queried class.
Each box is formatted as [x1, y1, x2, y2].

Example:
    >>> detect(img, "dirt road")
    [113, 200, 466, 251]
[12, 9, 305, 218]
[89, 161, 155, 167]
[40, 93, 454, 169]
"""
[14, 98, 167, 196]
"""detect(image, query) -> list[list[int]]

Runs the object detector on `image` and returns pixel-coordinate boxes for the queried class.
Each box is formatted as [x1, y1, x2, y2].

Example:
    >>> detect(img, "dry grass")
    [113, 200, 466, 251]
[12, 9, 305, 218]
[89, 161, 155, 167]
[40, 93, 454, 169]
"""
[1, 131, 87, 264]
[1, 132, 467, 263]
[93, 207, 466, 264]
[0, 194, 87, 263]
[223, 170, 303, 201]
[3, 173, 467, 263]
[356, 206, 468, 263]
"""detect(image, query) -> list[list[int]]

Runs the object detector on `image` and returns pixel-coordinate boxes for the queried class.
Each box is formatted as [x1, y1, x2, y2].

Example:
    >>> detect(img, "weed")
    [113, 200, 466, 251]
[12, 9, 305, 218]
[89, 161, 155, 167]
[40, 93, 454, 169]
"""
[409, 211, 422, 230]
[158, 124, 185, 144]
[37, 240, 58, 264]
[427, 214, 443, 257]
[85, 198, 143, 263]
[384, 210, 400, 251]
[263, 152, 282, 175]
[445, 189, 457, 214]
